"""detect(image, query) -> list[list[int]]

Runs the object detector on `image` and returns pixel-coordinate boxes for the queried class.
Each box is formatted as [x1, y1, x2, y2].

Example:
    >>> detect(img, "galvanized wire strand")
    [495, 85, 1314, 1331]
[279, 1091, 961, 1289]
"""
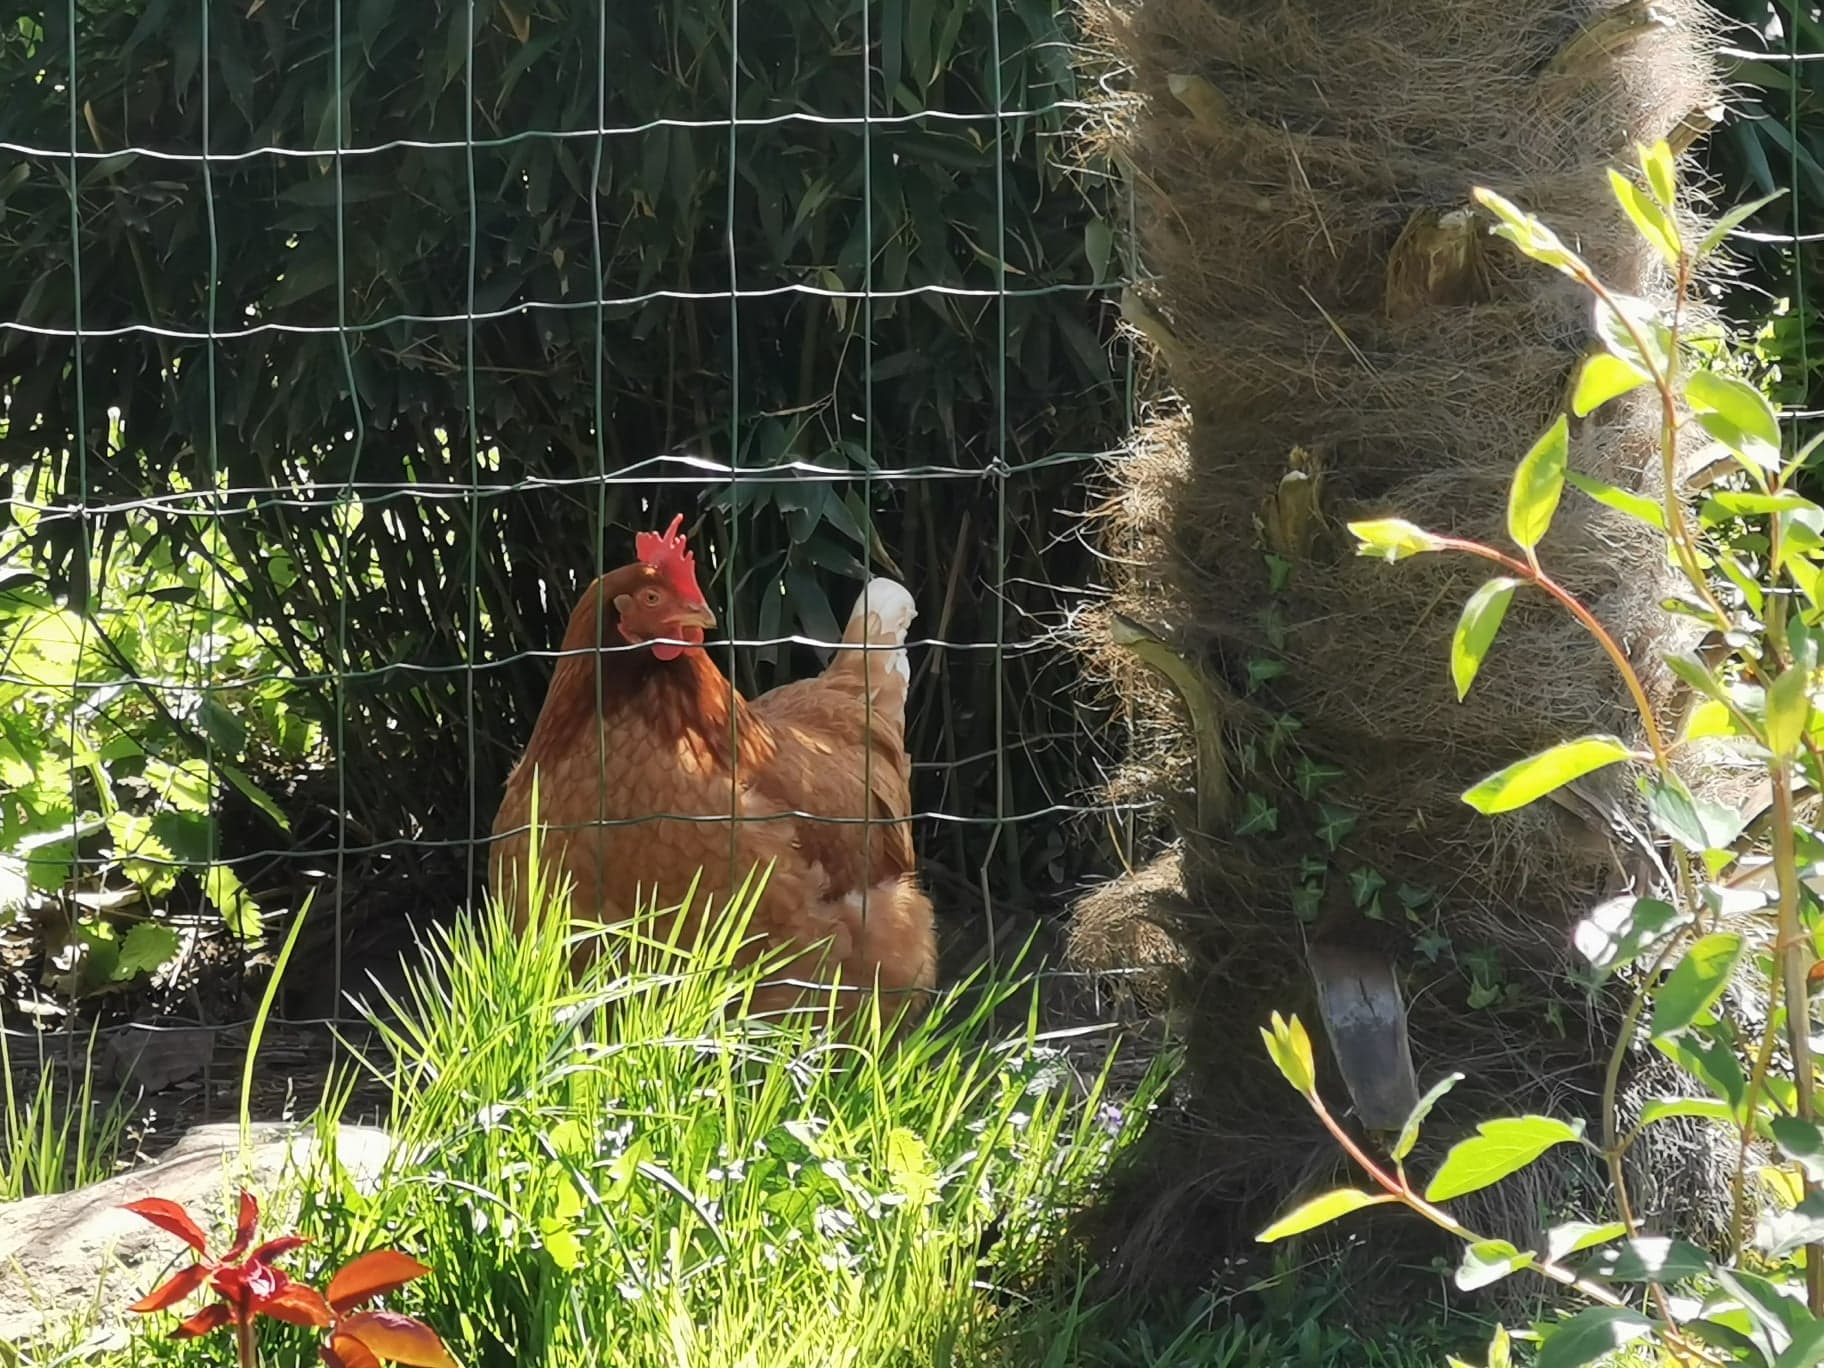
[0, 102, 1096, 163]
[1788, 0, 1812, 442]
[0, 281, 1108, 343]
[8, 449, 1122, 517]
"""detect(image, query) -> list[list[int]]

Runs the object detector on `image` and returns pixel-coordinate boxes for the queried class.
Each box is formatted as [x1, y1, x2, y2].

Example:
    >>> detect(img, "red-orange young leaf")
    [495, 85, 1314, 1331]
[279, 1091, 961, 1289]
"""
[225, 1189, 261, 1259]
[249, 1234, 311, 1265]
[338, 1310, 459, 1368]
[322, 1332, 385, 1368]
[127, 1261, 211, 1313]
[327, 1250, 433, 1313]
[120, 1198, 210, 1253]
[171, 1302, 234, 1339]
[259, 1282, 335, 1329]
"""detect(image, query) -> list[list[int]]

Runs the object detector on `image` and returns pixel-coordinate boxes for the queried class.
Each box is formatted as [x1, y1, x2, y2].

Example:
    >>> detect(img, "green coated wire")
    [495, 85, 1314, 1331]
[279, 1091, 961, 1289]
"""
[62, 0, 89, 937]
[463, 0, 482, 901]
[860, 0, 875, 934]
[198, 0, 225, 949]
[590, 0, 611, 947]
[726, 0, 742, 892]
[987, 0, 1009, 956]
[329, 0, 364, 1019]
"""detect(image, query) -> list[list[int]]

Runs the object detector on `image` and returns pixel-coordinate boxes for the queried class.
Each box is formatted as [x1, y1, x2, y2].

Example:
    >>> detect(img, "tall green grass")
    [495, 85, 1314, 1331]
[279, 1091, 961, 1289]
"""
[1, 1021, 127, 1200]
[92, 833, 1168, 1367]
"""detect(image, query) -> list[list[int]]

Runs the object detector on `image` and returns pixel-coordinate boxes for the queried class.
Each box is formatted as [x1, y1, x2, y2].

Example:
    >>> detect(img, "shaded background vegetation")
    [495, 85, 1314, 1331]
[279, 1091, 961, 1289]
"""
[0, 0, 1134, 1013]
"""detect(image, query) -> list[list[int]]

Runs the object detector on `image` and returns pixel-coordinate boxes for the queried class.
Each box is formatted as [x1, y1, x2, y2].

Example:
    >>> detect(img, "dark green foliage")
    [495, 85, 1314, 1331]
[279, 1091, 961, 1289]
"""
[0, 1, 1126, 918]
[1703, 0, 1818, 416]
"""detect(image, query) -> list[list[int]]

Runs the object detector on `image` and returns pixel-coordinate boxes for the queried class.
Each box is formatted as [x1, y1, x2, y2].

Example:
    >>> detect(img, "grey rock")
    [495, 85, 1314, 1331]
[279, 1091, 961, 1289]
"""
[0, 1121, 393, 1354]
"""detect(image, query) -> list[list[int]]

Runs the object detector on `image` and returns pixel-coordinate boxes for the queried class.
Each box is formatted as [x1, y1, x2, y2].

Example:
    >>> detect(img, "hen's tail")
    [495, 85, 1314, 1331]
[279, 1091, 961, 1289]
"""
[828, 577, 916, 734]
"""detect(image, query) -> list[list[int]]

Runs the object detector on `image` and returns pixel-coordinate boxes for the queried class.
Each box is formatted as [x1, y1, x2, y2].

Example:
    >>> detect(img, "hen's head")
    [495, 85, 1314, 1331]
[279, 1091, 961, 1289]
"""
[600, 514, 717, 662]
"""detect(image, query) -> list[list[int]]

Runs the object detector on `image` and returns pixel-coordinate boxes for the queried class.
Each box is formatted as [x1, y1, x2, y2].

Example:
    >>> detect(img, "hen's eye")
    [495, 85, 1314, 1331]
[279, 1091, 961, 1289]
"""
[641, 588, 662, 607]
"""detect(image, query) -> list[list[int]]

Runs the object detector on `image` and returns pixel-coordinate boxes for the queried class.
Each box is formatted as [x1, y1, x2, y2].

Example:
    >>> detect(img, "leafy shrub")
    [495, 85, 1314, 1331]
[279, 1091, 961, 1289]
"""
[2, 461, 321, 993]
[0, 0, 1129, 915]
[1255, 146, 1824, 1366]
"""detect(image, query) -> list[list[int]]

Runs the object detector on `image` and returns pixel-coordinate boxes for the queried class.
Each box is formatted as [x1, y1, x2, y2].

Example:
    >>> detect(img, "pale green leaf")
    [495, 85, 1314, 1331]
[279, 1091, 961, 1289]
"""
[1462, 735, 1638, 815]
[1393, 1071, 1464, 1164]
[1608, 167, 1680, 265]
[113, 923, 180, 980]
[1456, 1238, 1537, 1292]
[1638, 139, 1677, 209]
[1649, 933, 1745, 1038]
[1451, 578, 1518, 701]
[1571, 352, 1650, 416]
[1772, 1117, 1824, 1184]
[1533, 1307, 1655, 1368]
[1678, 698, 1740, 742]
[1472, 187, 1590, 279]
[1697, 189, 1786, 259]
[1639, 1096, 1738, 1128]
[1594, 294, 1672, 379]
[1573, 896, 1688, 976]
[1565, 469, 1666, 530]
[1256, 1187, 1393, 1242]
[1508, 415, 1570, 552]
[1766, 662, 1811, 761]
[1544, 1219, 1627, 1262]
[885, 1126, 939, 1208]
[1424, 1115, 1586, 1202]
[204, 863, 262, 939]
[1347, 518, 1445, 563]
[1259, 1011, 1316, 1095]
[1688, 369, 1783, 469]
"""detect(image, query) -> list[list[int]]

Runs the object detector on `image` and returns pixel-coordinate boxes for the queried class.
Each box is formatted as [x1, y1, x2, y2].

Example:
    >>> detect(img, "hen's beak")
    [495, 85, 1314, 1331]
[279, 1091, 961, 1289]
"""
[673, 602, 717, 631]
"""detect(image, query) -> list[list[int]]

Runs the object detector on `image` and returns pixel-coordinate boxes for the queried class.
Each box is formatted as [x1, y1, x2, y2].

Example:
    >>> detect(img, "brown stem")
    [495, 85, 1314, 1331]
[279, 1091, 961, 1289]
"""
[236, 1314, 259, 1368]
[1730, 972, 1784, 1263]
[1435, 538, 1670, 765]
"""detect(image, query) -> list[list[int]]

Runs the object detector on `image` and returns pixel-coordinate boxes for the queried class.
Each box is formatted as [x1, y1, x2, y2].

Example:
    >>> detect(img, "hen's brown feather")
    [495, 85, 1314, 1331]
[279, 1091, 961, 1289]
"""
[488, 564, 936, 1029]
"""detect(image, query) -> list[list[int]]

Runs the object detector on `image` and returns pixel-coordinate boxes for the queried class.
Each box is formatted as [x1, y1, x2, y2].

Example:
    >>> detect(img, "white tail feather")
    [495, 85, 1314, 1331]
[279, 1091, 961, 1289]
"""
[841, 578, 916, 691]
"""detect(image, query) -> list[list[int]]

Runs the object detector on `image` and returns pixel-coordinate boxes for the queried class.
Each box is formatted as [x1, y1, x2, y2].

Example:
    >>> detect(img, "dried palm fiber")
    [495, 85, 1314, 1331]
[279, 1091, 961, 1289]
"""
[1065, 0, 1745, 1292]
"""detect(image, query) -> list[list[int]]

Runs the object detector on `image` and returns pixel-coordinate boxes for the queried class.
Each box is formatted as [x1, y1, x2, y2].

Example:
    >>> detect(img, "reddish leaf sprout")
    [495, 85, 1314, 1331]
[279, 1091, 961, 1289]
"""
[123, 1190, 456, 1368]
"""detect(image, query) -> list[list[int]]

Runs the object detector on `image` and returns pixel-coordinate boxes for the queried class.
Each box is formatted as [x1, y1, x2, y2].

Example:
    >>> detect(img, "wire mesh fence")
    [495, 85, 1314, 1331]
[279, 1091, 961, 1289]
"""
[0, 0, 1146, 1067]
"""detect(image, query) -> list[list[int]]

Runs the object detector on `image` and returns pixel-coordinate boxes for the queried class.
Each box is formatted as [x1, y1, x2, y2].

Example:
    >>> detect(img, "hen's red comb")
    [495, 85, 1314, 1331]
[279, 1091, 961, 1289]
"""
[634, 514, 703, 600]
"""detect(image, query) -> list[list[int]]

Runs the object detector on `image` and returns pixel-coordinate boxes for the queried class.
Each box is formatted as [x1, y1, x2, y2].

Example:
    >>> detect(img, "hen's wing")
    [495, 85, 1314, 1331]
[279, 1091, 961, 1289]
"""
[748, 578, 918, 892]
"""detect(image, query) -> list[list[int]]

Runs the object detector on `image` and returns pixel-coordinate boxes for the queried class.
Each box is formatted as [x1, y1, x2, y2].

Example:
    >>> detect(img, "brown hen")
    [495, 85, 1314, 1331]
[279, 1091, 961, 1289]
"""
[487, 515, 937, 1030]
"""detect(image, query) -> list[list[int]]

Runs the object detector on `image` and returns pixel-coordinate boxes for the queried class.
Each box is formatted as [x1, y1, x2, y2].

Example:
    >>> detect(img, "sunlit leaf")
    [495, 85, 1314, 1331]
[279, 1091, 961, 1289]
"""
[1508, 415, 1570, 552]
[1608, 167, 1680, 265]
[1544, 1220, 1627, 1263]
[1424, 1115, 1586, 1202]
[1573, 897, 1688, 977]
[1688, 369, 1783, 471]
[1472, 187, 1590, 279]
[1456, 1238, 1536, 1291]
[1533, 1307, 1656, 1368]
[1697, 189, 1787, 259]
[1773, 1117, 1824, 1184]
[1462, 735, 1638, 814]
[1638, 139, 1677, 209]
[1259, 1011, 1316, 1096]
[121, 1197, 210, 1253]
[1393, 1071, 1464, 1164]
[1347, 518, 1445, 563]
[1593, 293, 1672, 379]
[1256, 1188, 1393, 1242]
[1766, 661, 1811, 761]
[1565, 469, 1666, 530]
[1571, 352, 1650, 416]
[1650, 933, 1745, 1039]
